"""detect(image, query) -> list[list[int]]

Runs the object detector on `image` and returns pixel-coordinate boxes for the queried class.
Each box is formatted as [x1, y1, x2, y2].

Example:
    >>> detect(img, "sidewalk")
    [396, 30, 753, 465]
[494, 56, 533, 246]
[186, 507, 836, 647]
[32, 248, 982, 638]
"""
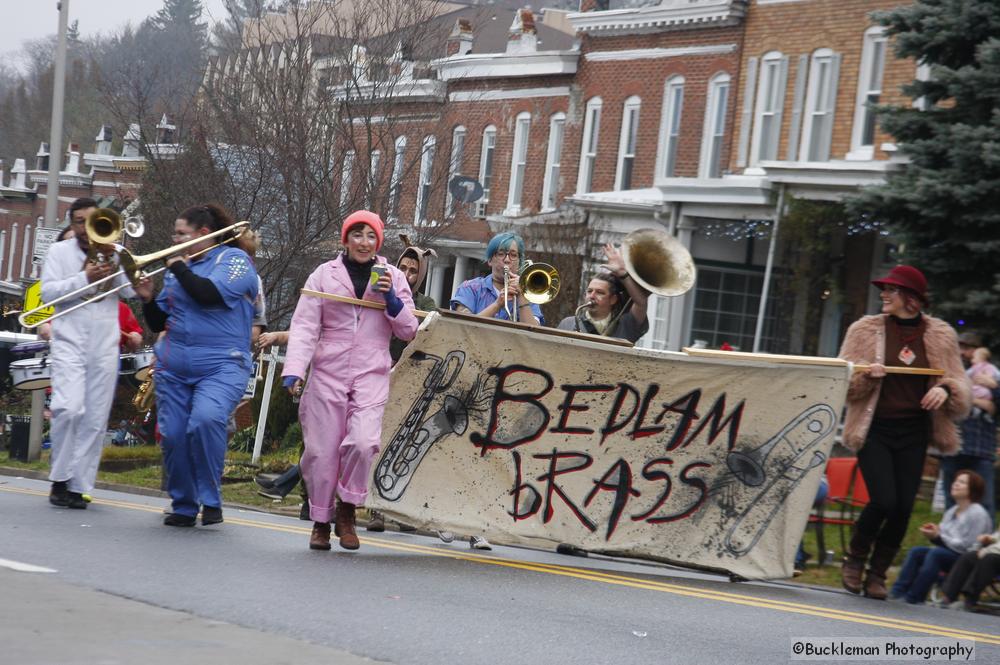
[0, 567, 384, 665]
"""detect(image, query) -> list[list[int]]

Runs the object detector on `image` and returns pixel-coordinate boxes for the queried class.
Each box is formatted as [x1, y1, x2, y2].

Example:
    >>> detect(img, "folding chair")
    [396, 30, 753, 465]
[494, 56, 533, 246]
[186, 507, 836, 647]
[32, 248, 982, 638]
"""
[808, 457, 870, 564]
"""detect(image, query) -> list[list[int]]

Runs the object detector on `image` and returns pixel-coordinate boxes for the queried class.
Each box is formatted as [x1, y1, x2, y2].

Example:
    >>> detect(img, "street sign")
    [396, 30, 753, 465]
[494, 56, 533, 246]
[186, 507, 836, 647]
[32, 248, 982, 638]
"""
[21, 282, 52, 327]
[32, 227, 62, 266]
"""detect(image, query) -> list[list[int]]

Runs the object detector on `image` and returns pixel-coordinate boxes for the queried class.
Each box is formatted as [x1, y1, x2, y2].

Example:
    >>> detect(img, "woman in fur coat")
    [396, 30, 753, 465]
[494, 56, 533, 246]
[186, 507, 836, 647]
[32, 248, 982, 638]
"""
[838, 265, 971, 599]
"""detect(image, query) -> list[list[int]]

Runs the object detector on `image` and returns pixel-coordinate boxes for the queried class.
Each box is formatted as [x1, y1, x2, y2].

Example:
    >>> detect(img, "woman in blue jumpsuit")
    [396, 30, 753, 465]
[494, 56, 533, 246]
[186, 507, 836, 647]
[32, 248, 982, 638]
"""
[135, 204, 258, 527]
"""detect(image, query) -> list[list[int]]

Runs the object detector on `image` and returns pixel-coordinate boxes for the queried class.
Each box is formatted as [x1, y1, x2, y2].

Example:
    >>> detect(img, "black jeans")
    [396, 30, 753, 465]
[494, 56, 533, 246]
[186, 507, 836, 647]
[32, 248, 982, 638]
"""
[941, 551, 1000, 603]
[855, 416, 929, 549]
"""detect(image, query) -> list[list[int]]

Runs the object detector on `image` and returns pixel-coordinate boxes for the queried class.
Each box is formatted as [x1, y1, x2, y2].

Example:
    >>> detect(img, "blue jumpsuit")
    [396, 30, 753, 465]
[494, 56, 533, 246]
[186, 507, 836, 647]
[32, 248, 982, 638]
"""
[154, 245, 258, 518]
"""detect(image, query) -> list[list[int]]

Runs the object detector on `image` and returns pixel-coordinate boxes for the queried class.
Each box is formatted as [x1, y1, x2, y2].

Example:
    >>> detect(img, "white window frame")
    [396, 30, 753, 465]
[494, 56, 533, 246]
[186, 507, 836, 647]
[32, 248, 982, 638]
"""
[445, 125, 466, 217]
[414, 135, 436, 226]
[575, 97, 602, 195]
[476, 125, 496, 218]
[750, 51, 788, 165]
[365, 149, 381, 208]
[849, 26, 888, 160]
[698, 73, 730, 178]
[506, 112, 531, 215]
[799, 49, 840, 162]
[339, 149, 355, 208]
[615, 96, 641, 190]
[656, 77, 685, 178]
[541, 112, 565, 211]
[388, 135, 406, 219]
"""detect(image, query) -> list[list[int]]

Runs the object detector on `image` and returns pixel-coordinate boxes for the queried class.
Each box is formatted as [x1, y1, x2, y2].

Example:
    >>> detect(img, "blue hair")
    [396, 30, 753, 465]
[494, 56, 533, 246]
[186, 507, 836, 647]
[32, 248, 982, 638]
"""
[484, 232, 525, 267]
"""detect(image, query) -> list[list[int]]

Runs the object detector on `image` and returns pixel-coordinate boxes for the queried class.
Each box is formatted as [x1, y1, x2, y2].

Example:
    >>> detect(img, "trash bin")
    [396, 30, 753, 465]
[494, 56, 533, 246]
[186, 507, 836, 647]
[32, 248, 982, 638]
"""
[8, 415, 30, 462]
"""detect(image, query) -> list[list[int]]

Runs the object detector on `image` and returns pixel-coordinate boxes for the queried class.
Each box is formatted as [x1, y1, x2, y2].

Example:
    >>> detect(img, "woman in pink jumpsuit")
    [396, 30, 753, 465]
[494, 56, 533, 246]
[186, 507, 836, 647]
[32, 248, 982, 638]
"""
[283, 211, 418, 550]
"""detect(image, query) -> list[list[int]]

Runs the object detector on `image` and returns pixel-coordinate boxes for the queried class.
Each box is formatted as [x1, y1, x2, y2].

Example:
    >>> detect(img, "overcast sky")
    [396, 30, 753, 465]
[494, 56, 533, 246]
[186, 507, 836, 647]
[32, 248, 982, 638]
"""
[1, 0, 229, 67]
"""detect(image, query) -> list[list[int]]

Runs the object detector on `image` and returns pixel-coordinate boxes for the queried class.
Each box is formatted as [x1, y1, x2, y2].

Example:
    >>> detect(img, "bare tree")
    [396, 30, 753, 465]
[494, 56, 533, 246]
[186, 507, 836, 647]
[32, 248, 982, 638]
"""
[188, 0, 471, 323]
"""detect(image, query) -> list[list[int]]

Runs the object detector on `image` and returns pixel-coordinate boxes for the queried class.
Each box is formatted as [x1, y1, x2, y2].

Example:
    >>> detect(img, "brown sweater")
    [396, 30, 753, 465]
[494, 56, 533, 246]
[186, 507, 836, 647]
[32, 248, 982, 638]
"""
[876, 315, 929, 419]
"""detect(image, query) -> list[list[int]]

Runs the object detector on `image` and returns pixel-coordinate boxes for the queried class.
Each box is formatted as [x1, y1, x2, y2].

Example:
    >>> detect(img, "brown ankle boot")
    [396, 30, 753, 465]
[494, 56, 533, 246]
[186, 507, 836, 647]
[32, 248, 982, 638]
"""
[841, 531, 874, 595]
[334, 502, 360, 550]
[309, 522, 331, 550]
[864, 544, 898, 600]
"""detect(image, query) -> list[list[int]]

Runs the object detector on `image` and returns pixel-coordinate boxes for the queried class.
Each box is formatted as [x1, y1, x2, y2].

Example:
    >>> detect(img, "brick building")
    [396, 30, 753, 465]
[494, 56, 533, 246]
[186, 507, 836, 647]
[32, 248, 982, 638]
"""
[1, 1, 920, 354]
[0, 121, 160, 327]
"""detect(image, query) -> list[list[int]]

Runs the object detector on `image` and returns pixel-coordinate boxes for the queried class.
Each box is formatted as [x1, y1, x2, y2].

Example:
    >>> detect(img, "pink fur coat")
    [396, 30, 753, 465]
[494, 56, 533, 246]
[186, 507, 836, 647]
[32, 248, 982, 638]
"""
[838, 314, 971, 453]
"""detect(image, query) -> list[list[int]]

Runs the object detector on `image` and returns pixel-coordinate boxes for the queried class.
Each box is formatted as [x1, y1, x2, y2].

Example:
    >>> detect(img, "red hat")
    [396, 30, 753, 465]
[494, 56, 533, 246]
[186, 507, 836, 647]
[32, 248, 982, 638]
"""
[341, 210, 384, 251]
[871, 265, 928, 303]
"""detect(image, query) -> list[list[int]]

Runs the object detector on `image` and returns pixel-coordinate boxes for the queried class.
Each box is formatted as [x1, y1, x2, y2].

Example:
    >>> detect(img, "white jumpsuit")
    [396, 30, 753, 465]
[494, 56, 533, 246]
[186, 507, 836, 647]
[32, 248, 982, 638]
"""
[42, 239, 133, 495]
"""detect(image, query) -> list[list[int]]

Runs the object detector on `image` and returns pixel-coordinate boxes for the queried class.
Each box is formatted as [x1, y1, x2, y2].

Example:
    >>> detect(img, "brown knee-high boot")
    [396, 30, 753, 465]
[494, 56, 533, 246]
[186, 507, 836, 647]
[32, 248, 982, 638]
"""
[864, 543, 898, 600]
[842, 531, 874, 594]
[334, 501, 360, 550]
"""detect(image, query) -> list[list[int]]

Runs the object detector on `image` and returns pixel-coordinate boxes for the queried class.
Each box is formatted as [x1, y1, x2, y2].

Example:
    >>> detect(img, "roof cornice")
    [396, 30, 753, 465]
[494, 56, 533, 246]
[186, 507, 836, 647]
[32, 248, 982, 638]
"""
[569, 0, 746, 37]
[432, 50, 578, 80]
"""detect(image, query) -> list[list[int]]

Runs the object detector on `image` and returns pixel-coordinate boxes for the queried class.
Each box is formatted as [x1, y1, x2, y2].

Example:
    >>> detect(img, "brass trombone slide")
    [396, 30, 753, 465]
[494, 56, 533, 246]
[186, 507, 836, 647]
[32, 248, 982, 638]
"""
[17, 221, 251, 329]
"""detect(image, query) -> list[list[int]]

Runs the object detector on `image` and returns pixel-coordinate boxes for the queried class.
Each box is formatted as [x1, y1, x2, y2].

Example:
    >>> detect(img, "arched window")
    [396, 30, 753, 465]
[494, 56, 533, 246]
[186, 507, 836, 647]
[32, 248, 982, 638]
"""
[800, 48, 841, 162]
[699, 73, 730, 178]
[506, 112, 531, 214]
[657, 77, 685, 178]
[415, 135, 436, 225]
[615, 96, 641, 190]
[576, 97, 602, 194]
[850, 27, 887, 159]
[445, 125, 466, 217]
[541, 112, 566, 211]
[476, 125, 497, 217]
[751, 51, 788, 164]
[388, 135, 407, 219]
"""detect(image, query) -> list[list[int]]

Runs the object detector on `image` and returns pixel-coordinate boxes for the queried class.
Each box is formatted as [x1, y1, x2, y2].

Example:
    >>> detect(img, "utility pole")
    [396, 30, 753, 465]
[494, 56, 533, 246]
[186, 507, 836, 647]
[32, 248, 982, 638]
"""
[28, 0, 70, 462]
[43, 0, 70, 229]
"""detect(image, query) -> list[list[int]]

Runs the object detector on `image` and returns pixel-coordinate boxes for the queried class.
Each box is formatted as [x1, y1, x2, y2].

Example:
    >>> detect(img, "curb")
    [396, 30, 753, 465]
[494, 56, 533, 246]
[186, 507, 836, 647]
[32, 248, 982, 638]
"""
[0, 466, 290, 516]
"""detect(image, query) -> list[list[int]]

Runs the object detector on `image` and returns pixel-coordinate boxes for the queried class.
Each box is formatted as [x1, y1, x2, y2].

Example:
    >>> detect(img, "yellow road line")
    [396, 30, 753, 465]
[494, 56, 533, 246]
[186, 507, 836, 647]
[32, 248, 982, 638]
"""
[4, 485, 999, 645]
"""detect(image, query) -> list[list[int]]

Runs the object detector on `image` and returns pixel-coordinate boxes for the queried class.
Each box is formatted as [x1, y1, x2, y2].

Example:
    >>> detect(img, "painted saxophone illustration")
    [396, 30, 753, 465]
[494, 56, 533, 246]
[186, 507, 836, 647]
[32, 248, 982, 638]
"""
[375, 350, 467, 501]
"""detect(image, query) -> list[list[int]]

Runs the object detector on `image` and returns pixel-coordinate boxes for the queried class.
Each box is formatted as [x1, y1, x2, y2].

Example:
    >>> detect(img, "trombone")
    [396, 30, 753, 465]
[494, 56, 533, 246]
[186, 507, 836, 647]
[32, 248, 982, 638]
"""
[17, 220, 251, 329]
[503, 260, 560, 322]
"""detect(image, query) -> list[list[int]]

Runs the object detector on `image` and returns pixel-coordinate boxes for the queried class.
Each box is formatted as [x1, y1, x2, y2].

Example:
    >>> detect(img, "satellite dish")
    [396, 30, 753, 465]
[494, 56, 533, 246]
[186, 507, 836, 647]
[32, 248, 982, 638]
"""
[449, 175, 484, 204]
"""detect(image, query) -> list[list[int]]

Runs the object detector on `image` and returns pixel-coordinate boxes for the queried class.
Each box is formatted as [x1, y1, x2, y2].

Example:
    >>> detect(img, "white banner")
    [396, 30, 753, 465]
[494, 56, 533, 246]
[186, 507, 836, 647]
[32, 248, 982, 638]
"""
[368, 313, 850, 579]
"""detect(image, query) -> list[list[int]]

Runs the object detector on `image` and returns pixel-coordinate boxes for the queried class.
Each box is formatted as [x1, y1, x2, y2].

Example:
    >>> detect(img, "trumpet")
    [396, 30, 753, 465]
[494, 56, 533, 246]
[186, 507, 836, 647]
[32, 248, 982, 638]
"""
[503, 260, 560, 322]
[17, 220, 251, 329]
[84, 208, 145, 292]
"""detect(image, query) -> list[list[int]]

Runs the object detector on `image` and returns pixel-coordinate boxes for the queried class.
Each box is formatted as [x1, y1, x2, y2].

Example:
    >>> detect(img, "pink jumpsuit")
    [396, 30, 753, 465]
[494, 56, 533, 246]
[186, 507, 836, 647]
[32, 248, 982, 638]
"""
[283, 255, 418, 523]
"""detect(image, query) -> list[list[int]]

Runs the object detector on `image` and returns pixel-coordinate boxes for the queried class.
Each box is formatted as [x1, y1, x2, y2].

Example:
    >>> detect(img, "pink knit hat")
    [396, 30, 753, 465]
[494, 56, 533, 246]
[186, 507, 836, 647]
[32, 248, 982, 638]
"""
[341, 210, 384, 250]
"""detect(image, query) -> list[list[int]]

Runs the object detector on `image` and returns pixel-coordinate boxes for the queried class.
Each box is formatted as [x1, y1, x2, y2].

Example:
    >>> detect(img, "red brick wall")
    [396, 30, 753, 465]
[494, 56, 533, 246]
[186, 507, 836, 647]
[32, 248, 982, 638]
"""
[568, 25, 743, 191]
[732, 0, 916, 170]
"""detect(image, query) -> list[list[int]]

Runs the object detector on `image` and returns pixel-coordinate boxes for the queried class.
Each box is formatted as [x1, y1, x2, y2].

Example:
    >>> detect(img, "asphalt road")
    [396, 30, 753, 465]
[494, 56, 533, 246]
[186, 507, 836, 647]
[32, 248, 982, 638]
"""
[1, 475, 997, 665]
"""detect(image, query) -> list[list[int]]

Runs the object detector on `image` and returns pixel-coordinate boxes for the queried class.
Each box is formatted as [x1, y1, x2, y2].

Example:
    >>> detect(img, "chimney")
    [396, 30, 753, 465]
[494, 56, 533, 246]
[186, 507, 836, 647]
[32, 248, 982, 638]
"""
[156, 114, 176, 144]
[11, 159, 26, 189]
[65, 143, 81, 173]
[506, 9, 537, 55]
[446, 18, 474, 57]
[95, 124, 113, 155]
[35, 142, 50, 171]
[122, 123, 141, 158]
[0, 159, 5, 188]
[578, 0, 608, 11]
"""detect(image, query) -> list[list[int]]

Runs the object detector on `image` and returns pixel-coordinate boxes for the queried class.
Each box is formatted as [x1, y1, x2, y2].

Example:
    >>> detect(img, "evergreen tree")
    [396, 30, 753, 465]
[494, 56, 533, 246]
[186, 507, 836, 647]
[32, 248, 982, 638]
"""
[847, 0, 1000, 340]
[148, 0, 208, 45]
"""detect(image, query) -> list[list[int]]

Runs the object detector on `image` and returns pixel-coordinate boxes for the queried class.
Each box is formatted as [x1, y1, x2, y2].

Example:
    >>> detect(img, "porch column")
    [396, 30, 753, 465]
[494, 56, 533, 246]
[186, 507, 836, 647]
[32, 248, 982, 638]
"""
[665, 215, 696, 351]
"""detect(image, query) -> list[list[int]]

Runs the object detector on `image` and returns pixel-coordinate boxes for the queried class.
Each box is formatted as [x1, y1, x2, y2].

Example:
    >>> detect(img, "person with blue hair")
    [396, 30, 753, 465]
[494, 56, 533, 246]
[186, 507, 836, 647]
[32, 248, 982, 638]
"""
[446, 232, 544, 551]
[450, 232, 544, 327]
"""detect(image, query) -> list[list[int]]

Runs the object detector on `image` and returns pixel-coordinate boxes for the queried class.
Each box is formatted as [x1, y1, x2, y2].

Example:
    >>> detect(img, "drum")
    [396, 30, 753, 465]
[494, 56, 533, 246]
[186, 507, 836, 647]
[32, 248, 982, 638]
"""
[10, 341, 49, 357]
[10, 357, 51, 390]
[119, 348, 155, 381]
